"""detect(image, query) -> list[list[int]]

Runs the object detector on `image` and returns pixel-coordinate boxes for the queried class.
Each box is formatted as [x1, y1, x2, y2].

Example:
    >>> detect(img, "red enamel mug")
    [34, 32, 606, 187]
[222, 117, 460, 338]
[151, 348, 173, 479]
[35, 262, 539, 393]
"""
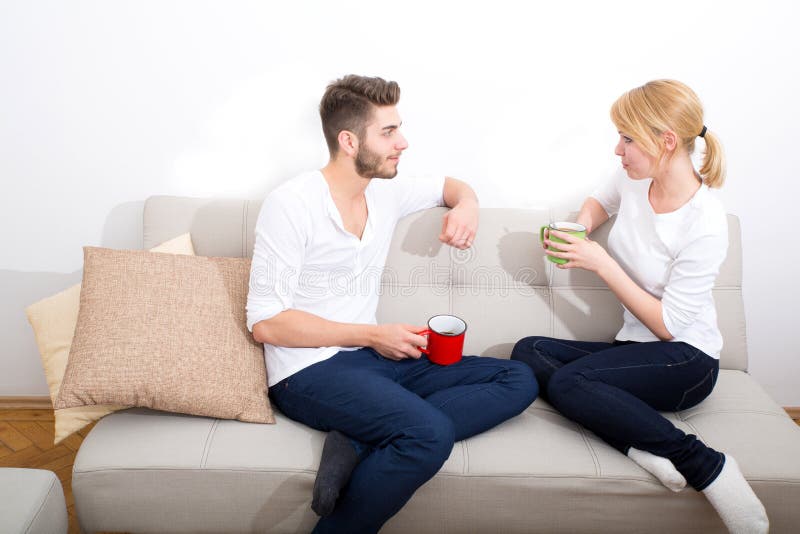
[419, 314, 467, 365]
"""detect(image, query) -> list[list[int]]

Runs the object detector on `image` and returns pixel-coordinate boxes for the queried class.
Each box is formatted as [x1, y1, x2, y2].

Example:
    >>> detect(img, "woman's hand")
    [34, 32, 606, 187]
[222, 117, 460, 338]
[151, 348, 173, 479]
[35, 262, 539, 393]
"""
[546, 229, 673, 341]
[545, 230, 616, 274]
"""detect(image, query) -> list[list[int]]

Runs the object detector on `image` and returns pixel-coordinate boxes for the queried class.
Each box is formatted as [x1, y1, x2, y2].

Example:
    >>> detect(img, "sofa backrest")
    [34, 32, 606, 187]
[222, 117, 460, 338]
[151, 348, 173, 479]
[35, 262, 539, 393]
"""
[143, 196, 747, 371]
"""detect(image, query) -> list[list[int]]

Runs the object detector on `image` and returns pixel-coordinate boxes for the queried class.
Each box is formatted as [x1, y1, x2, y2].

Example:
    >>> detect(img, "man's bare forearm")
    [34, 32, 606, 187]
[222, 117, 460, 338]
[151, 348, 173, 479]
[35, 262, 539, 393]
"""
[443, 177, 479, 208]
[252, 309, 376, 348]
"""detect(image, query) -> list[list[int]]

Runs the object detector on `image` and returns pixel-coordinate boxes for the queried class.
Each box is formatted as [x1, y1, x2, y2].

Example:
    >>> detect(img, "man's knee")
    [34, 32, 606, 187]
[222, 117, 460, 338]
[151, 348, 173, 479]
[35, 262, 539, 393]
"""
[503, 359, 539, 410]
[408, 410, 455, 472]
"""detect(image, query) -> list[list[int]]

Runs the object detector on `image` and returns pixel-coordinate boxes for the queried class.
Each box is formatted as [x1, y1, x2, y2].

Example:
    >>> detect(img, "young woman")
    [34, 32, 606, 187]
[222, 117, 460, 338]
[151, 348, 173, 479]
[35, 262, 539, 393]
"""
[511, 80, 768, 533]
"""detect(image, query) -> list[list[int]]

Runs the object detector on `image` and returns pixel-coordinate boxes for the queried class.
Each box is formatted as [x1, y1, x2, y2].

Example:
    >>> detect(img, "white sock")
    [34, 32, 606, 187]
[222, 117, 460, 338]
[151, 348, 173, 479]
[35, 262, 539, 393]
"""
[627, 447, 687, 492]
[702, 456, 769, 534]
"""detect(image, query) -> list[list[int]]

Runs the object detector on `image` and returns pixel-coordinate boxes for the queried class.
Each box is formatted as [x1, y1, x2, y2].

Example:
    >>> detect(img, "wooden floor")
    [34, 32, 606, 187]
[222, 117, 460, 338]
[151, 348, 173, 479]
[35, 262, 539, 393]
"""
[1, 408, 799, 534]
[0, 409, 95, 534]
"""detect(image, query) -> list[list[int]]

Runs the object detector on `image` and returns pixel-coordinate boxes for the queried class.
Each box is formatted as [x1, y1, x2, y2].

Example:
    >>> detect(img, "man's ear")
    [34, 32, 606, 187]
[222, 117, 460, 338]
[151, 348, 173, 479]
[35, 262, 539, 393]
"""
[337, 130, 359, 157]
[662, 130, 678, 152]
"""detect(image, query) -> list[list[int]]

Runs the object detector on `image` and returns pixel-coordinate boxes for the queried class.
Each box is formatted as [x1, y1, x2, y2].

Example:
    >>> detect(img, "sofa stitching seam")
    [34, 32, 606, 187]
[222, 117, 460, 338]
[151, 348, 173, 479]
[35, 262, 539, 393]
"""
[448, 238, 454, 315]
[675, 409, 705, 443]
[69, 468, 800, 484]
[22, 476, 58, 534]
[462, 440, 469, 475]
[376, 283, 742, 290]
[200, 420, 220, 468]
[577, 426, 601, 477]
[680, 409, 790, 420]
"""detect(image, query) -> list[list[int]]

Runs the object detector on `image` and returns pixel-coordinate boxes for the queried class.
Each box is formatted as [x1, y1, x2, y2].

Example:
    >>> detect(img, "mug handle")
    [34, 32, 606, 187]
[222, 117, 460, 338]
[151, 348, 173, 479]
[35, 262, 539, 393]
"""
[540, 225, 549, 243]
[418, 329, 432, 355]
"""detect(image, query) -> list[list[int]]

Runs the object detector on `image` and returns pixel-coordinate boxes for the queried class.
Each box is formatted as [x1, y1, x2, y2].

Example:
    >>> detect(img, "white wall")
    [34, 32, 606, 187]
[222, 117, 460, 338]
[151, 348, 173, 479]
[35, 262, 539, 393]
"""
[1, 0, 798, 404]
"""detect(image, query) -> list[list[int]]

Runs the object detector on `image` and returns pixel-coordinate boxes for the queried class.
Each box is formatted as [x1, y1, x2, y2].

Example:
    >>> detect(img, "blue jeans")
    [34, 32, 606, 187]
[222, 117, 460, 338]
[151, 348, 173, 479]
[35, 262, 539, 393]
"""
[510, 336, 724, 490]
[269, 348, 537, 534]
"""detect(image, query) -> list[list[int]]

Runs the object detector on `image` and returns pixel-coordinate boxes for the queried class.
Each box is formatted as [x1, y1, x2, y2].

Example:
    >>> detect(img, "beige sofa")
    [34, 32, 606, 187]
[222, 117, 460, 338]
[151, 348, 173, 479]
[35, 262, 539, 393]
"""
[0, 468, 68, 533]
[71, 196, 800, 533]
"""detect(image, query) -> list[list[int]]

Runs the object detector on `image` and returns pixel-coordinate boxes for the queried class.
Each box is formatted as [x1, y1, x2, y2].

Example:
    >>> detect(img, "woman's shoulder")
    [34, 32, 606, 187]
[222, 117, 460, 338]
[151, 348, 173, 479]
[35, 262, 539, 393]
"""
[688, 185, 728, 238]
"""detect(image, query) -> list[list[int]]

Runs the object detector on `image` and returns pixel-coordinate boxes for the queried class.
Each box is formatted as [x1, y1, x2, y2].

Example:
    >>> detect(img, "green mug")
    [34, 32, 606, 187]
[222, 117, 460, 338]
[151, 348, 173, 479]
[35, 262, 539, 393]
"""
[539, 222, 587, 264]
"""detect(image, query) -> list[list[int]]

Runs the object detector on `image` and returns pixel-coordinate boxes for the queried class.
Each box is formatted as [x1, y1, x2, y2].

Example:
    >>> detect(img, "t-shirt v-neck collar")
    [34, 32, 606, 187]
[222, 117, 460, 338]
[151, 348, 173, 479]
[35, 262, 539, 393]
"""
[319, 171, 374, 243]
[647, 179, 706, 219]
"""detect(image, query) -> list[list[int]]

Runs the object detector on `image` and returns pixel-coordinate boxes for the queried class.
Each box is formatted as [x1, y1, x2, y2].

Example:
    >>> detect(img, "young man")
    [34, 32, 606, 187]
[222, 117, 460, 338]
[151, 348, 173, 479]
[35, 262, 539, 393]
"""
[246, 75, 537, 534]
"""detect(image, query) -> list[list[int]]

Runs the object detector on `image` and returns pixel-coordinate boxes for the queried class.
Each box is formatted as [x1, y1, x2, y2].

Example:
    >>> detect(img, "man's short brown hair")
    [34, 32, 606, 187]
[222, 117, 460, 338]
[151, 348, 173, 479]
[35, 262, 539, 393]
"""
[319, 75, 400, 156]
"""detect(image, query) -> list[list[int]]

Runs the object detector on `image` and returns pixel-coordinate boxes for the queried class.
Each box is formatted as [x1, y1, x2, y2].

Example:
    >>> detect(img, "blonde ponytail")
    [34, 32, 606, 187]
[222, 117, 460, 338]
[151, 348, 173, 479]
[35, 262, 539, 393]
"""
[699, 128, 726, 188]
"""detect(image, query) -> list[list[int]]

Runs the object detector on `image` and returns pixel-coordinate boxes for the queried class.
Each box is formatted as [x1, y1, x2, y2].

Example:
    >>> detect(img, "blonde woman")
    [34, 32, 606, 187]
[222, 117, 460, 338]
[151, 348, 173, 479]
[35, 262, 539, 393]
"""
[511, 80, 768, 533]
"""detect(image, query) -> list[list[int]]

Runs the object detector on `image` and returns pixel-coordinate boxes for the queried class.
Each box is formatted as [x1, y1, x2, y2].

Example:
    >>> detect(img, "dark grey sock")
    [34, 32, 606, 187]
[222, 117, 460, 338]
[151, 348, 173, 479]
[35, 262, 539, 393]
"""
[312, 430, 360, 517]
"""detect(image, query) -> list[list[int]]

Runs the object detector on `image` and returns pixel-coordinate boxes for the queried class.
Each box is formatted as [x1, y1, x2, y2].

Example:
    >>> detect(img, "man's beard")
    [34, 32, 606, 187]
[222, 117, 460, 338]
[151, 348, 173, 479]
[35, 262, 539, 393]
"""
[355, 144, 397, 179]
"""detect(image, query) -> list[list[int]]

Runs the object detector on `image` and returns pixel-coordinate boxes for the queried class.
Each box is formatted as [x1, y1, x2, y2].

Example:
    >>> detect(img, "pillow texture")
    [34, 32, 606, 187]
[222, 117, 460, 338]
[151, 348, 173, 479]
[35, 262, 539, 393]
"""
[26, 233, 196, 444]
[54, 246, 273, 424]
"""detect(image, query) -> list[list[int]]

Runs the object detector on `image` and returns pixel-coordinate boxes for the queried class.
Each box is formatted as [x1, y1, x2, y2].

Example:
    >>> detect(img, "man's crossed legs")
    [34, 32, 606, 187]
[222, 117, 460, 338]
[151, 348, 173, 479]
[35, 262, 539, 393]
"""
[269, 348, 537, 534]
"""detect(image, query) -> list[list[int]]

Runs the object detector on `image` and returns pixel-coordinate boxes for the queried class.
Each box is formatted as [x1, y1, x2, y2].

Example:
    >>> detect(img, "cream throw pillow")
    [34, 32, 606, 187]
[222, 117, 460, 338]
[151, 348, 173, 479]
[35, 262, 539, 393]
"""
[54, 246, 273, 424]
[25, 233, 195, 444]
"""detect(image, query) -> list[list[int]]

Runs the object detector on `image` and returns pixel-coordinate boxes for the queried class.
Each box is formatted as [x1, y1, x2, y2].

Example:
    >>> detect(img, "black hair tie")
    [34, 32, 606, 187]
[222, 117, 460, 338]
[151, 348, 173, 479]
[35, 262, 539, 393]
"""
[699, 125, 707, 138]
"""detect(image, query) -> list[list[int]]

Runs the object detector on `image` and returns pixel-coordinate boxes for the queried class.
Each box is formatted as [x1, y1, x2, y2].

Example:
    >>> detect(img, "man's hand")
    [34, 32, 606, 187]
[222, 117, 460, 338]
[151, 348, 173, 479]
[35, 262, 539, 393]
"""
[439, 198, 479, 250]
[370, 324, 428, 361]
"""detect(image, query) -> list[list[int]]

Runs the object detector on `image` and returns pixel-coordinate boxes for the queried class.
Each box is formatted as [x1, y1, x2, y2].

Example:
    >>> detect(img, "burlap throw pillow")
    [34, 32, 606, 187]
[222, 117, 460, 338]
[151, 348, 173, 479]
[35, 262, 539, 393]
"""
[54, 246, 273, 424]
[25, 233, 196, 444]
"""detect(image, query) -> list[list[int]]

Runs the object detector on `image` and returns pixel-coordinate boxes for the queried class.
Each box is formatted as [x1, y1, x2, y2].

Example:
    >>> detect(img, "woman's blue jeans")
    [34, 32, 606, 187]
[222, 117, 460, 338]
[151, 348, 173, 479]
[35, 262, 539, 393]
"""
[511, 336, 724, 491]
[269, 348, 537, 534]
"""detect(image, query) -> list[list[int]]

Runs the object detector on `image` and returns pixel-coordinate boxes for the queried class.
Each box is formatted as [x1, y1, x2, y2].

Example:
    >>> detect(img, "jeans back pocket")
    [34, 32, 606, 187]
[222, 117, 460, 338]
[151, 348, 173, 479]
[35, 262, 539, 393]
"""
[675, 364, 719, 412]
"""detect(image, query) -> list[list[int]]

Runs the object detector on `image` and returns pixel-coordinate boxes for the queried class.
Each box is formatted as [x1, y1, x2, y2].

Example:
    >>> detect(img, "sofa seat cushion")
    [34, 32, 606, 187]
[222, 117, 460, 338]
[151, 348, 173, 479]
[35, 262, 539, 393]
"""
[0, 468, 68, 534]
[73, 370, 800, 533]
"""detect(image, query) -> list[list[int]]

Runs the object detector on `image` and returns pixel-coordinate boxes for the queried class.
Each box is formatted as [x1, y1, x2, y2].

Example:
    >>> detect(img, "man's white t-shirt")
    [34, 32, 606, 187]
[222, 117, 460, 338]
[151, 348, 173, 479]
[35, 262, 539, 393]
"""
[591, 175, 728, 358]
[247, 171, 445, 386]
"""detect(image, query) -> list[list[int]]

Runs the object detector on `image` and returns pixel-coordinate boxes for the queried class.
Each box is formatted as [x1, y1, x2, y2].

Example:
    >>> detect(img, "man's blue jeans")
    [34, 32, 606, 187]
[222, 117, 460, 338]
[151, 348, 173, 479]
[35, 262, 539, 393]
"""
[269, 348, 537, 534]
[511, 336, 724, 490]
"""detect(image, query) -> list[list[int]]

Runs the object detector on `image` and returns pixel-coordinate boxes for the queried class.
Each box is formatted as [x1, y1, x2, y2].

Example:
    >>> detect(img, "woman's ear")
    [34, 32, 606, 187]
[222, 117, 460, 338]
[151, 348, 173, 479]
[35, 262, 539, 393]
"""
[662, 130, 678, 152]
[337, 130, 358, 157]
